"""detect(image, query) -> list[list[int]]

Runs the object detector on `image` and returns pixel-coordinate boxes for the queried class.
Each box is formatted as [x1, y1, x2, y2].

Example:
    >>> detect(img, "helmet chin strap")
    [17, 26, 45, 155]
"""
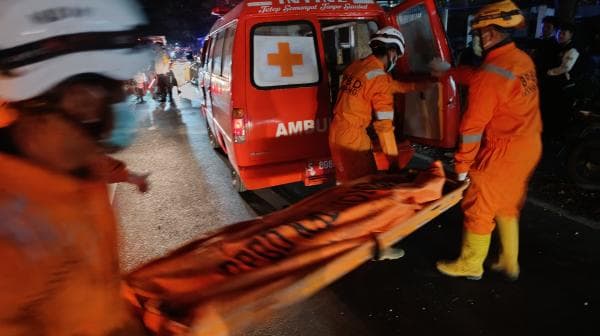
[386, 52, 398, 73]
[477, 29, 512, 58]
[484, 36, 512, 55]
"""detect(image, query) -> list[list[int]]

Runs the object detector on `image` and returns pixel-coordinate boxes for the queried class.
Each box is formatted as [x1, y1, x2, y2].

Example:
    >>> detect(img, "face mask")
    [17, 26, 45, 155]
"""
[472, 34, 483, 57]
[100, 101, 138, 150]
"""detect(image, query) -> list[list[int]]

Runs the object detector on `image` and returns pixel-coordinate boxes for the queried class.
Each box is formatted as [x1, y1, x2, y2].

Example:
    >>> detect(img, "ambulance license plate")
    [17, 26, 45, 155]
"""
[305, 159, 334, 183]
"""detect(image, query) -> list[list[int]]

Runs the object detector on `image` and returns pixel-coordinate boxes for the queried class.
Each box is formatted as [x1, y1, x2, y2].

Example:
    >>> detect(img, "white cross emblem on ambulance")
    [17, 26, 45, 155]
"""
[253, 36, 319, 87]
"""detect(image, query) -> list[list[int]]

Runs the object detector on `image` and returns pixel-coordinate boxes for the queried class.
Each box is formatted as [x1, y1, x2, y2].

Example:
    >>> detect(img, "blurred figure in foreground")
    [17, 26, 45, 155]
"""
[0, 0, 152, 334]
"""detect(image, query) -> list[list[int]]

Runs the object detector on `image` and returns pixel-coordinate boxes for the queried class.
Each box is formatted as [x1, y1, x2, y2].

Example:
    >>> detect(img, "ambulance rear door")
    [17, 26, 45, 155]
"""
[241, 19, 331, 168]
[387, 0, 459, 149]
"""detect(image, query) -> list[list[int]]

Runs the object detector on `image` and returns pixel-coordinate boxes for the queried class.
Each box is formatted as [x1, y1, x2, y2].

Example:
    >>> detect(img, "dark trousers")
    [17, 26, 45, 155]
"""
[156, 74, 168, 101]
[167, 86, 174, 102]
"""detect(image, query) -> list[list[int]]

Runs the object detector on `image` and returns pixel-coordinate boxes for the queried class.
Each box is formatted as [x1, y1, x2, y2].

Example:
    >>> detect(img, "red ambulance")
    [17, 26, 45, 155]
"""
[199, 0, 459, 191]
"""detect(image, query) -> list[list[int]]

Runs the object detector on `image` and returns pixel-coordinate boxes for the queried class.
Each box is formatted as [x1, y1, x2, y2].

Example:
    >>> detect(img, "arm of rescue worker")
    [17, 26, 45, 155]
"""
[90, 156, 150, 192]
[429, 58, 475, 85]
[389, 79, 435, 94]
[547, 48, 579, 76]
[369, 74, 399, 162]
[447, 66, 477, 86]
[90, 155, 130, 183]
[454, 71, 498, 174]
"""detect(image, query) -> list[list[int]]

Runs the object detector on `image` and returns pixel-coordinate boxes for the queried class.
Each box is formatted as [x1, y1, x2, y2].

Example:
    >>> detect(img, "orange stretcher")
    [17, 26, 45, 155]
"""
[124, 162, 468, 336]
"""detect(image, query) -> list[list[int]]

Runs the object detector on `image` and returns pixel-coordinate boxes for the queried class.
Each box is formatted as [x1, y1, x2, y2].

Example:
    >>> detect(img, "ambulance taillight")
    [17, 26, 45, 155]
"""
[233, 108, 246, 143]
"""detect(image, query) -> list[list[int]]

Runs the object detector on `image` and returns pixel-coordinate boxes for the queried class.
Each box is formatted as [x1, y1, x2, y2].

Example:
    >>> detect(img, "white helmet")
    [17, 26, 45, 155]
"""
[0, 0, 153, 102]
[369, 26, 406, 56]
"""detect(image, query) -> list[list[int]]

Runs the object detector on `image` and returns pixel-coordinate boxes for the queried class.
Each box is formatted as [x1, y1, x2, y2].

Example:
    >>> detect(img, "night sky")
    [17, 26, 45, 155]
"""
[136, 0, 598, 45]
[138, 0, 220, 44]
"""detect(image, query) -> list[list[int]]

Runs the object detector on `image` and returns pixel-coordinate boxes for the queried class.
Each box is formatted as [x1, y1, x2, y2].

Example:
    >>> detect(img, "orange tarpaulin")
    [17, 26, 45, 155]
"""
[124, 162, 464, 336]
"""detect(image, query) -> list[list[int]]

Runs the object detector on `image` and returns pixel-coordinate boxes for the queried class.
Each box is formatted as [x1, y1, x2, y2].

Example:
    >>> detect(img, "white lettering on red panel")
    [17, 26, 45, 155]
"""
[247, 0, 374, 13]
[275, 118, 329, 138]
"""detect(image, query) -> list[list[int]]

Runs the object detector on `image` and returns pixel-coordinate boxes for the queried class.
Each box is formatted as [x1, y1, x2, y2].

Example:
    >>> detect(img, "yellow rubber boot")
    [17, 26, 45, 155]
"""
[437, 231, 491, 280]
[491, 217, 520, 281]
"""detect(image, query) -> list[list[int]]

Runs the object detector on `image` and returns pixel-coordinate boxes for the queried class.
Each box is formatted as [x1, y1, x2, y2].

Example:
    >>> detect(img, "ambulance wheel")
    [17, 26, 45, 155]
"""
[567, 139, 600, 191]
[206, 121, 220, 149]
[231, 169, 247, 193]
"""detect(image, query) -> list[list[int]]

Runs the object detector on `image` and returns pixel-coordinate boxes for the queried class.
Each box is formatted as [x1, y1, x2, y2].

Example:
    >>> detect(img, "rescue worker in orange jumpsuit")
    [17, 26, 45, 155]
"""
[329, 26, 432, 183]
[434, 1, 542, 281]
[0, 0, 152, 334]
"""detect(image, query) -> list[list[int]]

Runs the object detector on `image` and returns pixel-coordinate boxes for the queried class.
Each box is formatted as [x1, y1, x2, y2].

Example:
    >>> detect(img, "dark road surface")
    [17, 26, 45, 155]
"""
[114, 90, 599, 336]
[322, 204, 599, 336]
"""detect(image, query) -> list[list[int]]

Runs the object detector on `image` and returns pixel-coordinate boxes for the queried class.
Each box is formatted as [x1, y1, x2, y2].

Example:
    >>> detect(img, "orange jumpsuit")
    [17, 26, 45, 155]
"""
[455, 43, 542, 235]
[329, 55, 399, 183]
[0, 154, 144, 335]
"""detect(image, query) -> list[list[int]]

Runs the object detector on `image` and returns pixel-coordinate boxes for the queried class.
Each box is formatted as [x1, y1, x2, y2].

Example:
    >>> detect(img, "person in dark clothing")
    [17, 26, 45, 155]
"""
[153, 42, 170, 103]
[533, 16, 561, 74]
[532, 16, 562, 137]
[547, 22, 580, 133]
[166, 65, 180, 104]
[548, 23, 580, 88]
[156, 74, 168, 102]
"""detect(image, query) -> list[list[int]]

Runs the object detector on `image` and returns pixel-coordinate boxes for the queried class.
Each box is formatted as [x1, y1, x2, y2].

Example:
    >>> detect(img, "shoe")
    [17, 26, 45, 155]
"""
[379, 247, 405, 260]
[437, 231, 491, 280]
[490, 217, 520, 281]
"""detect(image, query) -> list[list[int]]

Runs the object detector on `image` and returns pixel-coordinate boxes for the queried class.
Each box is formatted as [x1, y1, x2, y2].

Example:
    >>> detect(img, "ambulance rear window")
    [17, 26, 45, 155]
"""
[251, 21, 320, 89]
[395, 4, 440, 74]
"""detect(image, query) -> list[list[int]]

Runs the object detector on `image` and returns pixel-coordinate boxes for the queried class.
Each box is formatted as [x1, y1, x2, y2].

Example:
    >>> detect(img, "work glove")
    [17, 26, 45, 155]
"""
[429, 57, 451, 77]
[375, 128, 398, 158]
